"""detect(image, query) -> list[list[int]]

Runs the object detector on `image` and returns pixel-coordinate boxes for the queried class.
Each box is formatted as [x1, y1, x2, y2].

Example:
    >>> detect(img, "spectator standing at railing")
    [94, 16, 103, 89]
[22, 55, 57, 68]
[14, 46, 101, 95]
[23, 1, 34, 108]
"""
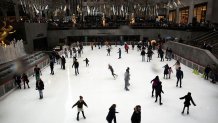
[22, 73, 30, 89]
[33, 65, 42, 81]
[204, 65, 211, 80]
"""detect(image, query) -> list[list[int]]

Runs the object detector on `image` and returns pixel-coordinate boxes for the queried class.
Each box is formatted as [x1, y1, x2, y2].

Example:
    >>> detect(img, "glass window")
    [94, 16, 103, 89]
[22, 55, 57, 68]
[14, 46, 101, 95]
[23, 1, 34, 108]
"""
[179, 7, 189, 24]
[194, 3, 207, 22]
[169, 10, 176, 22]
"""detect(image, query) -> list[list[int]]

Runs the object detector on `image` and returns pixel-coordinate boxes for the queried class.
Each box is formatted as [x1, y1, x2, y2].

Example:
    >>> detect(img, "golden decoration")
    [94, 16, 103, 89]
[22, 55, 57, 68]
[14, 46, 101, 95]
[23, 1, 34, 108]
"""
[0, 21, 16, 47]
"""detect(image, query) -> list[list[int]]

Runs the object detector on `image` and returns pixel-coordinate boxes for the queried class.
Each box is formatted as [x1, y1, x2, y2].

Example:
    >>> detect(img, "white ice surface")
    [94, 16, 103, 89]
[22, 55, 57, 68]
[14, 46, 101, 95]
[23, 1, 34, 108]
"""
[0, 46, 218, 123]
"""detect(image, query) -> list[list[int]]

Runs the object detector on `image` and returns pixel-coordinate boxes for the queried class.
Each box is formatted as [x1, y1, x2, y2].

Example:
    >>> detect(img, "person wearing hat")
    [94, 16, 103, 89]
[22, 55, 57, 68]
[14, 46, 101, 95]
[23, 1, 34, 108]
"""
[72, 96, 88, 121]
[180, 92, 196, 114]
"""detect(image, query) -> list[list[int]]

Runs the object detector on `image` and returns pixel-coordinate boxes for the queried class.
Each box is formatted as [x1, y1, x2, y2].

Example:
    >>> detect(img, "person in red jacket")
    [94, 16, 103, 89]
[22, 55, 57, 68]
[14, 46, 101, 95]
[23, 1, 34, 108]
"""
[150, 76, 160, 97]
[72, 96, 88, 121]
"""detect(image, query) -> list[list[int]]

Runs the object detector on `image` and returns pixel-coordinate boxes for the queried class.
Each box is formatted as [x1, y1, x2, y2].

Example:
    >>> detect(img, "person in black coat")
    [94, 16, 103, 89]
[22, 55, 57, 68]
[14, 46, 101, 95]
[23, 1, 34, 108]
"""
[106, 104, 119, 123]
[108, 64, 118, 79]
[72, 96, 88, 121]
[131, 105, 141, 123]
[83, 58, 89, 67]
[204, 65, 211, 80]
[176, 67, 184, 88]
[180, 92, 196, 114]
[36, 79, 44, 99]
[50, 60, 54, 75]
[72, 59, 79, 75]
[159, 49, 164, 62]
[163, 64, 169, 79]
[118, 48, 121, 59]
[61, 56, 66, 70]
[155, 82, 164, 105]
[14, 74, 22, 89]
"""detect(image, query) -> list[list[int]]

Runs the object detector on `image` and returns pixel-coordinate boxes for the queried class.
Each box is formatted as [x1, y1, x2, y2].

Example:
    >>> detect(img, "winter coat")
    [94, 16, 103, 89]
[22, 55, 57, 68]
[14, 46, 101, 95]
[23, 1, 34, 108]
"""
[155, 84, 164, 94]
[72, 100, 87, 108]
[180, 95, 196, 107]
[151, 79, 159, 87]
[22, 74, 29, 82]
[131, 111, 141, 123]
[176, 69, 184, 78]
[205, 67, 211, 74]
[36, 80, 44, 90]
[73, 61, 79, 68]
[141, 50, 146, 56]
[106, 106, 118, 122]
[164, 65, 169, 74]
[61, 57, 66, 64]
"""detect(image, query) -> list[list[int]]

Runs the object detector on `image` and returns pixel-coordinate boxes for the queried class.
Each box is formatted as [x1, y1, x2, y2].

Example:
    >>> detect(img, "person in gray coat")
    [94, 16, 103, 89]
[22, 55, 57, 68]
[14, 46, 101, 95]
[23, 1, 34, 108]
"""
[124, 67, 130, 91]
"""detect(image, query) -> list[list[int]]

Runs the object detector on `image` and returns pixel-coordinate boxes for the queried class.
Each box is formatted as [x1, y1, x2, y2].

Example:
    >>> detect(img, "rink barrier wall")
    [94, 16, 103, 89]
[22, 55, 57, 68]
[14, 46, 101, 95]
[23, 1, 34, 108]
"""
[0, 56, 50, 99]
[163, 41, 218, 74]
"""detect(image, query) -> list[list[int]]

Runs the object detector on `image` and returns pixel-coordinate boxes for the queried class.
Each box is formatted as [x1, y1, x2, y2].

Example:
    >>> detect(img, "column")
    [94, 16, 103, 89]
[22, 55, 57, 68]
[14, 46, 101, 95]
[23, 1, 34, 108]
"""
[176, 8, 179, 23]
[188, 1, 194, 23]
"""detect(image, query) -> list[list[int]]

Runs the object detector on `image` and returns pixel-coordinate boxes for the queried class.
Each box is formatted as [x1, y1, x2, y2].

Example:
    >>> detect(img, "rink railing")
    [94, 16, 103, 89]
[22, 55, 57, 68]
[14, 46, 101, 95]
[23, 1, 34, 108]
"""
[0, 54, 50, 98]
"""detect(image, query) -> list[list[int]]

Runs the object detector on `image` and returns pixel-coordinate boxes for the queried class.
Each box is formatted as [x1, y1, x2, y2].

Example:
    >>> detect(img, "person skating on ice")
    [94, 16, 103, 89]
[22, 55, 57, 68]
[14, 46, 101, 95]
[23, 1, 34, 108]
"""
[21, 73, 30, 89]
[72, 96, 88, 121]
[72, 59, 79, 75]
[50, 59, 54, 75]
[176, 67, 184, 88]
[155, 82, 164, 105]
[108, 64, 118, 79]
[141, 49, 146, 62]
[61, 56, 66, 70]
[106, 104, 119, 123]
[118, 48, 121, 59]
[33, 65, 42, 81]
[83, 58, 89, 67]
[131, 105, 141, 123]
[107, 47, 111, 56]
[151, 76, 160, 97]
[163, 64, 169, 79]
[168, 67, 173, 79]
[36, 79, 44, 99]
[180, 92, 196, 114]
[124, 67, 130, 91]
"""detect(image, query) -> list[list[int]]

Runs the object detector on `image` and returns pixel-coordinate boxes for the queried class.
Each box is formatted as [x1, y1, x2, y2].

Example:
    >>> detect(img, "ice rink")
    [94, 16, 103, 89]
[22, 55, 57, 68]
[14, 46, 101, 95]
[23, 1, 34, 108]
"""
[0, 46, 217, 123]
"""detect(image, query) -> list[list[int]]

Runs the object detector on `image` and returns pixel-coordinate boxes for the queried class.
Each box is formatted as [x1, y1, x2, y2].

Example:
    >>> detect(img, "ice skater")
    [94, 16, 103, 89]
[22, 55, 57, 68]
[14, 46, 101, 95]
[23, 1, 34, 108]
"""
[124, 67, 130, 91]
[36, 79, 44, 99]
[83, 58, 89, 67]
[118, 48, 121, 59]
[107, 47, 111, 56]
[21, 73, 30, 89]
[151, 76, 160, 97]
[72, 96, 88, 121]
[72, 59, 79, 75]
[50, 59, 54, 75]
[163, 64, 169, 79]
[61, 56, 66, 70]
[168, 67, 173, 79]
[176, 67, 184, 88]
[180, 92, 196, 114]
[108, 64, 118, 79]
[131, 105, 141, 123]
[141, 49, 146, 62]
[155, 82, 164, 105]
[106, 104, 119, 123]
[33, 65, 42, 81]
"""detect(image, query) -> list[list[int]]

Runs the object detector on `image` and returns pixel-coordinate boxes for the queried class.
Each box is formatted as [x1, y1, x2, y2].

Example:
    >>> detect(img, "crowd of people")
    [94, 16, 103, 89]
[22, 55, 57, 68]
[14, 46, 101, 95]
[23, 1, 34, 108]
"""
[14, 39, 218, 122]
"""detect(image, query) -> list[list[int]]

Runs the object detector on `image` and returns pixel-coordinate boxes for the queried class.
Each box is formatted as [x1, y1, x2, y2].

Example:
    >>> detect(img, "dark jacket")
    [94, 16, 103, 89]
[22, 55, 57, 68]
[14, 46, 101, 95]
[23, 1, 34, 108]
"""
[180, 95, 196, 107]
[73, 61, 79, 68]
[131, 111, 141, 123]
[155, 83, 164, 94]
[61, 57, 66, 64]
[176, 69, 184, 78]
[106, 106, 118, 122]
[205, 66, 211, 74]
[72, 100, 87, 108]
[36, 80, 44, 90]
[141, 50, 146, 56]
